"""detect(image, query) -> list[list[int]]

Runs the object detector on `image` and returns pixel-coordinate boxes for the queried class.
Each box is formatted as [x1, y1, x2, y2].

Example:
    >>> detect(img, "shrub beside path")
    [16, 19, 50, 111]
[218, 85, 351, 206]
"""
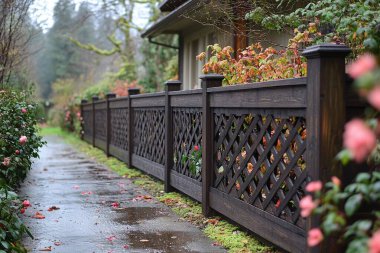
[20, 136, 226, 253]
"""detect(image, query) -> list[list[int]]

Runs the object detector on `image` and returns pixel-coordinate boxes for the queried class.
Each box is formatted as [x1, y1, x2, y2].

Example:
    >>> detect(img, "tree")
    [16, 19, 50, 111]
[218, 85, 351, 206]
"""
[0, 0, 34, 86]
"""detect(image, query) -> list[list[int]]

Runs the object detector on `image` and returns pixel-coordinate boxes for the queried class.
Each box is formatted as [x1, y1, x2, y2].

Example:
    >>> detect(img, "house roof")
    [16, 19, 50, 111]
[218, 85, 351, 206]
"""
[141, 0, 201, 38]
[159, 0, 188, 12]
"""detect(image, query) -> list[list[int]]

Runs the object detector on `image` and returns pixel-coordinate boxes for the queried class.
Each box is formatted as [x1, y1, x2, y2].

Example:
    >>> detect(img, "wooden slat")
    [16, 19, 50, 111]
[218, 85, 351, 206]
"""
[170, 170, 202, 202]
[109, 99, 129, 109]
[131, 95, 165, 107]
[132, 154, 164, 180]
[94, 101, 107, 110]
[210, 84, 306, 108]
[210, 188, 306, 253]
[109, 145, 129, 164]
[94, 138, 106, 152]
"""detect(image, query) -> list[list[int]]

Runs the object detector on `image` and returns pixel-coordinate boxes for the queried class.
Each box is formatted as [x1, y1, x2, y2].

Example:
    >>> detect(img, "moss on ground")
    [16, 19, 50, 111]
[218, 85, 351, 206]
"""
[40, 127, 279, 253]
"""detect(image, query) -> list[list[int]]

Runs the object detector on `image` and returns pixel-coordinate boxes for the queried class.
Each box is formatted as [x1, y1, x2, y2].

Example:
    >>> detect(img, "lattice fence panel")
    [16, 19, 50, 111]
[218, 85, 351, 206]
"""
[133, 108, 165, 165]
[213, 111, 308, 228]
[94, 109, 107, 141]
[110, 108, 128, 150]
[82, 110, 93, 138]
[173, 108, 202, 181]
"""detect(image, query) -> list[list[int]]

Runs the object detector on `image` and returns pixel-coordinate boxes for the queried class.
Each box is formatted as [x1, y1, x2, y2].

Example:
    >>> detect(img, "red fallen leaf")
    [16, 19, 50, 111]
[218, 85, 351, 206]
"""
[54, 241, 62, 246]
[20, 208, 26, 214]
[48, 206, 60, 211]
[33, 212, 45, 219]
[23, 199, 31, 208]
[206, 218, 220, 225]
[39, 246, 52, 251]
[275, 199, 281, 208]
[132, 195, 153, 202]
[81, 191, 92, 195]
[111, 202, 120, 208]
[123, 245, 129, 249]
[106, 235, 116, 242]
[72, 185, 80, 189]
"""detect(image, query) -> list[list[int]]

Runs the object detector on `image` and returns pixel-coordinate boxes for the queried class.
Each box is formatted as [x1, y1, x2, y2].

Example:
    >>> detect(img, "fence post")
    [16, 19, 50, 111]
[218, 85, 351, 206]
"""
[80, 99, 87, 140]
[92, 96, 99, 147]
[200, 74, 224, 217]
[164, 80, 182, 192]
[127, 88, 140, 168]
[303, 43, 351, 253]
[106, 93, 116, 157]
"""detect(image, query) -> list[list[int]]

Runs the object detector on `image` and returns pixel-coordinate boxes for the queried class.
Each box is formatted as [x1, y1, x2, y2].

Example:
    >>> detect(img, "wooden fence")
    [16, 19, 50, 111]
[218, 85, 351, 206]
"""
[80, 44, 365, 253]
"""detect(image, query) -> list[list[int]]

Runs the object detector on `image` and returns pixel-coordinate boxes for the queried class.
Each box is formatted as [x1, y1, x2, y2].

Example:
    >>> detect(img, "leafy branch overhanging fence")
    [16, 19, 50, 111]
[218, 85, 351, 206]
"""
[80, 44, 366, 253]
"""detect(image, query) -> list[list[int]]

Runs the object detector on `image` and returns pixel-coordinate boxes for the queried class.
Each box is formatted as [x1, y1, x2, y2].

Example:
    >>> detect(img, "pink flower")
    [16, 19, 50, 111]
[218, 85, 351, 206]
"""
[194, 145, 199, 151]
[300, 195, 317, 217]
[21, 108, 27, 113]
[2, 157, 10, 166]
[305, 181, 322, 192]
[368, 86, 380, 110]
[347, 54, 377, 79]
[343, 119, 376, 162]
[369, 230, 380, 253]
[308, 228, 324, 247]
[331, 176, 341, 187]
[19, 136, 28, 145]
[23, 200, 31, 208]
[20, 208, 26, 214]
[15, 150, 20, 155]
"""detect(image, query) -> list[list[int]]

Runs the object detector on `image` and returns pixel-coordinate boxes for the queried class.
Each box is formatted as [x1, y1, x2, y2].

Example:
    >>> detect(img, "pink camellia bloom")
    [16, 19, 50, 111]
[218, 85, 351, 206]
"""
[368, 86, 380, 111]
[2, 157, 11, 166]
[331, 176, 341, 187]
[300, 195, 317, 217]
[23, 200, 31, 208]
[347, 54, 377, 79]
[343, 119, 376, 162]
[21, 108, 27, 113]
[308, 228, 324, 247]
[305, 181, 322, 192]
[19, 136, 28, 145]
[15, 150, 20, 155]
[194, 145, 199, 151]
[369, 230, 380, 253]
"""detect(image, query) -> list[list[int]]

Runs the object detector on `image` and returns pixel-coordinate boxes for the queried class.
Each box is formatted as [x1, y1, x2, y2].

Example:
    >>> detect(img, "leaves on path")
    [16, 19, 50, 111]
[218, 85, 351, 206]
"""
[106, 235, 116, 243]
[111, 202, 120, 208]
[39, 246, 52, 251]
[81, 191, 92, 195]
[132, 195, 152, 202]
[32, 212, 45, 219]
[47, 206, 60, 212]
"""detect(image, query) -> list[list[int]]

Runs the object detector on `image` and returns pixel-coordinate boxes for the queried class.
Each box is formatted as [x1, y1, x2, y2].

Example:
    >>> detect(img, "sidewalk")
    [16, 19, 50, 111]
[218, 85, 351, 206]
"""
[20, 136, 226, 253]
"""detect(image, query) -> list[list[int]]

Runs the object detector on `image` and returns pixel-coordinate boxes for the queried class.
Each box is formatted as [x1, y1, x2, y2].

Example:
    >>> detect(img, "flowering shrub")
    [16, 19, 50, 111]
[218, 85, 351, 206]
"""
[301, 51, 380, 252]
[0, 88, 44, 252]
[182, 145, 202, 176]
[0, 89, 45, 186]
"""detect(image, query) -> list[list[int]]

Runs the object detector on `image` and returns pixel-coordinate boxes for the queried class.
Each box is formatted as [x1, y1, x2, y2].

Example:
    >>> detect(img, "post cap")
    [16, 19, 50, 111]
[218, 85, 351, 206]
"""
[106, 93, 116, 99]
[92, 96, 99, 101]
[128, 88, 140, 96]
[165, 80, 182, 92]
[199, 74, 225, 81]
[302, 43, 351, 59]
[81, 99, 88, 104]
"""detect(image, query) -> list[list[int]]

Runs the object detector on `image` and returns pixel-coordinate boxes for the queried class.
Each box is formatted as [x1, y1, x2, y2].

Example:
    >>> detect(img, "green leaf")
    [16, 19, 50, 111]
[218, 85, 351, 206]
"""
[345, 194, 363, 216]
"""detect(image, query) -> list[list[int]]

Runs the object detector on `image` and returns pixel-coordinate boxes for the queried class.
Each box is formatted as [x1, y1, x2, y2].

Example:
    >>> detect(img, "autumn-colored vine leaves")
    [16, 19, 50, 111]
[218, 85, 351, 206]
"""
[196, 24, 322, 85]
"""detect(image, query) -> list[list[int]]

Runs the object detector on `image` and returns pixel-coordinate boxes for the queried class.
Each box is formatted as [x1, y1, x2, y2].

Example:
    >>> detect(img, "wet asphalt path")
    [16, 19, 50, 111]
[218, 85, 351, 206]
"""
[20, 136, 226, 253]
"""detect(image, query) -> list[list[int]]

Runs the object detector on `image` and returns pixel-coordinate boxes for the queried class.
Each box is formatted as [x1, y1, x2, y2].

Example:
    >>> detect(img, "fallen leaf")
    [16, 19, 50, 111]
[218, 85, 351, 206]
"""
[81, 191, 92, 195]
[48, 206, 60, 212]
[72, 185, 80, 189]
[33, 212, 45, 219]
[106, 235, 116, 242]
[39, 246, 52, 251]
[212, 242, 221, 247]
[54, 241, 62, 246]
[123, 245, 129, 249]
[111, 202, 120, 208]
[205, 218, 219, 225]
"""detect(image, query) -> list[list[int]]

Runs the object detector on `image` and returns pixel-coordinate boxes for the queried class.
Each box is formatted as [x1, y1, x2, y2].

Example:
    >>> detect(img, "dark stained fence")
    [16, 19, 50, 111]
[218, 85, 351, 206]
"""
[80, 44, 357, 253]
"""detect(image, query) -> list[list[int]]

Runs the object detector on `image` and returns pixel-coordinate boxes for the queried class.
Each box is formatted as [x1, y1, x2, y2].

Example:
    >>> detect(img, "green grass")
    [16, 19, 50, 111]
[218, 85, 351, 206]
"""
[40, 126, 278, 253]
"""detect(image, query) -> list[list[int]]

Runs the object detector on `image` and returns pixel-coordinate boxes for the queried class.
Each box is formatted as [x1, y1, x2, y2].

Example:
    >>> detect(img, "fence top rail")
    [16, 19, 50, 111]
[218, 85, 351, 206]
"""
[93, 100, 107, 105]
[109, 96, 129, 102]
[169, 89, 202, 96]
[207, 77, 307, 93]
[130, 91, 165, 99]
